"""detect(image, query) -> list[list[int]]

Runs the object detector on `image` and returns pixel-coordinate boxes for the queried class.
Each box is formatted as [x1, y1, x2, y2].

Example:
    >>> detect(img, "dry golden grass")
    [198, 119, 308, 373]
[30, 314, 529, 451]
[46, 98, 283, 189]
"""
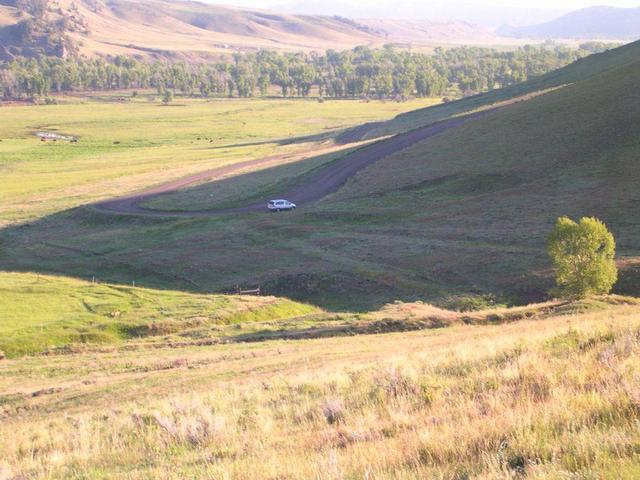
[0, 5, 19, 27]
[2, 303, 640, 478]
[58, 0, 384, 58]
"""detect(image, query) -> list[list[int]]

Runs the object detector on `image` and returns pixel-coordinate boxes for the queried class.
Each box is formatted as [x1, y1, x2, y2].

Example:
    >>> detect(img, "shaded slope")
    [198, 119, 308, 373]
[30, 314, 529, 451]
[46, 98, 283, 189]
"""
[334, 40, 640, 298]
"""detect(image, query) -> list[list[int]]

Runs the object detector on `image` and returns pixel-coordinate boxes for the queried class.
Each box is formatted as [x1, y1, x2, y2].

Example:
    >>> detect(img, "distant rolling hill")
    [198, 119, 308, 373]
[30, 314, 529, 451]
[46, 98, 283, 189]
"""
[355, 18, 502, 46]
[0, 0, 385, 59]
[276, 0, 569, 29]
[498, 6, 640, 40]
[0, 0, 528, 60]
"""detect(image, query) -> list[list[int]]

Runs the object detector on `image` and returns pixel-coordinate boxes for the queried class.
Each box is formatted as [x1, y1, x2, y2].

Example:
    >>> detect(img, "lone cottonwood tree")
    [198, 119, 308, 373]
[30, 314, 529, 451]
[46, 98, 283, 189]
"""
[548, 216, 618, 299]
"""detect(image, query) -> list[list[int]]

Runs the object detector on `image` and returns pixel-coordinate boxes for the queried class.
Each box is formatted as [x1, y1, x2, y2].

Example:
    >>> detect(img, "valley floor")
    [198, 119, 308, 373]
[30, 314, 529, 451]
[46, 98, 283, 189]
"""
[2, 301, 640, 478]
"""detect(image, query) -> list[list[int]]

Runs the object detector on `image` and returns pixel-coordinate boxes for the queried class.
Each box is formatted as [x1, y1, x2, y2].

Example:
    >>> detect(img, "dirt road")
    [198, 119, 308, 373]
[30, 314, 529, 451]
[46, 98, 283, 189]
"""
[93, 110, 492, 217]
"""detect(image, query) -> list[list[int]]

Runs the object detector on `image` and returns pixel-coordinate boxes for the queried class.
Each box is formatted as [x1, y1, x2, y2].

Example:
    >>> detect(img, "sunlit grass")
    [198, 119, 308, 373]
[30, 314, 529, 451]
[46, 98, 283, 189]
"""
[0, 272, 319, 358]
[0, 96, 439, 224]
[1, 302, 639, 478]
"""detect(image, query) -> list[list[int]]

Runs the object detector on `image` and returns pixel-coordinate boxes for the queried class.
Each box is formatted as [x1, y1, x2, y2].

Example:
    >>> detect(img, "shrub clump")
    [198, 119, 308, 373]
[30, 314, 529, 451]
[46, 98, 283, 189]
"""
[322, 398, 345, 424]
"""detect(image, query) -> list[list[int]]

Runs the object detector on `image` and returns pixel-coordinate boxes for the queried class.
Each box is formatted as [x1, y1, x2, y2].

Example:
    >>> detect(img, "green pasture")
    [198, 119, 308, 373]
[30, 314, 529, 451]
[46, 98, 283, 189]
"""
[0, 271, 319, 358]
[0, 96, 439, 224]
[1, 42, 640, 311]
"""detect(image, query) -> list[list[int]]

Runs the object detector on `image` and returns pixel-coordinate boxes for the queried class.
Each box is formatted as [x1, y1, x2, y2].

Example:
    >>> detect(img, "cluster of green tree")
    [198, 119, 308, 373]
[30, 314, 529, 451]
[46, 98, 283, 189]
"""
[0, 42, 616, 100]
[548, 217, 617, 300]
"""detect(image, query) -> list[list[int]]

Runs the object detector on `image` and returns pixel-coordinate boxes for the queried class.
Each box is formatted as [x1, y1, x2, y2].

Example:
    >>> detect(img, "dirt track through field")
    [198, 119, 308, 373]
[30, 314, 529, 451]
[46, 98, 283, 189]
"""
[93, 110, 493, 217]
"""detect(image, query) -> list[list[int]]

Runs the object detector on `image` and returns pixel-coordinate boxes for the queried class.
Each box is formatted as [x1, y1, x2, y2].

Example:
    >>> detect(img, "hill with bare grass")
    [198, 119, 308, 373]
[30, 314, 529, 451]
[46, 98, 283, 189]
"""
[0, 0, 386, 59]
[498, 6, 640, 40]
[356, 18, 505, 46]
[2, 284, 640, 477]
[0, 0, 535, 60]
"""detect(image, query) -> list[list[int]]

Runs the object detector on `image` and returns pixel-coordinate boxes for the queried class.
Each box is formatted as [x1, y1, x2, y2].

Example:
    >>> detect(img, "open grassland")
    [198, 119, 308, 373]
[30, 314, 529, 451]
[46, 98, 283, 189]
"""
[0, 96, 438, 225]
[2, 42, 640, 310]
[7, 271, 638, 360]
[0, 272, 320, 358]
[2, 302, 640, 478]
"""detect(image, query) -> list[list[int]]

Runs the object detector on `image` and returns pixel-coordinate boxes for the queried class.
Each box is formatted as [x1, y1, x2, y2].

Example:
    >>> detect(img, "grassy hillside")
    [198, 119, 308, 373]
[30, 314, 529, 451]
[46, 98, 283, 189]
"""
[8, 269, 635, 359]
[2, 302, 640, 477]
[367, 39, 640, 138]
[0, 0, 531, 59]
[0, 272, 320, 357]
[1, 43, 639, 310]
[353, 18, 503, 46]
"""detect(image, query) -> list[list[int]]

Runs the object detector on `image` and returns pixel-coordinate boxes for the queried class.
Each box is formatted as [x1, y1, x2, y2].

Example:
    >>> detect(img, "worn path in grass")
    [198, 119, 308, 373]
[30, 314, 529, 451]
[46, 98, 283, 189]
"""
[93, 109, 495, 217]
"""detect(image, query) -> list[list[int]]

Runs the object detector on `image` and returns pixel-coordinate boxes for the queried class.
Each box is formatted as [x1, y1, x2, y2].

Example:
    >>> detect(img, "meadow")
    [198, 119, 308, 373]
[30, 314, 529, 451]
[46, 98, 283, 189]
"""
[3, 42, 638, 310]
[0, 95, 439, 225]
[2, 299, 640, 478]
[2, 31, 640, 480]
[0, 272, 321, 358]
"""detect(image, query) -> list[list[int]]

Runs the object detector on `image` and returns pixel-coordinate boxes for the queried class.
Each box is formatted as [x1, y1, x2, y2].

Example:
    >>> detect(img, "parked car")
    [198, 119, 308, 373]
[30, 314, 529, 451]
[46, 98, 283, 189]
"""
[268, 199, 296, 211]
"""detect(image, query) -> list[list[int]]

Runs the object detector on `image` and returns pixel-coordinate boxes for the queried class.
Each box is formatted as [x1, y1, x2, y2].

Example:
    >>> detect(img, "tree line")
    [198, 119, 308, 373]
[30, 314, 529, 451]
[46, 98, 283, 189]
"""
[0, 42, 616, 100]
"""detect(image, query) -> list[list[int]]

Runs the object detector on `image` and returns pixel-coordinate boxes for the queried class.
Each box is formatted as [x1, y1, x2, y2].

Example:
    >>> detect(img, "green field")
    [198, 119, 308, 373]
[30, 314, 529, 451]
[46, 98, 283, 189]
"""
[0, 96, 439, 225]
[0, 272, 321, 358]
[2, 36, 640, 480]
[1, 43, 640, 310]
[9, 270, 635, 360]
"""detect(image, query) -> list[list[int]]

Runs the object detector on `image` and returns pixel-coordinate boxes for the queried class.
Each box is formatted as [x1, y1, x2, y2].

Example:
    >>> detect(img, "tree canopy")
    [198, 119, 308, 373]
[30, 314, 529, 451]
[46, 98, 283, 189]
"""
[547, 216, 618, 299]
[0, 43, 616, 100]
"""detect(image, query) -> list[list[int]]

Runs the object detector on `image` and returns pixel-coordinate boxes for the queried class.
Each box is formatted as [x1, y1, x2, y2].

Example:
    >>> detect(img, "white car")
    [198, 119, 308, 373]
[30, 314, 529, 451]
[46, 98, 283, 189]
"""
[268, 199, 296, 211]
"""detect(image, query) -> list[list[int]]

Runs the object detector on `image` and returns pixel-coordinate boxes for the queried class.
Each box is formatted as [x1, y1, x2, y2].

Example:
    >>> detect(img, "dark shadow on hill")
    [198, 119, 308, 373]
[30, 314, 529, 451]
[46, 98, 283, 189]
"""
[0, 131, 551, 313]
[0, 146, 443, 312]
